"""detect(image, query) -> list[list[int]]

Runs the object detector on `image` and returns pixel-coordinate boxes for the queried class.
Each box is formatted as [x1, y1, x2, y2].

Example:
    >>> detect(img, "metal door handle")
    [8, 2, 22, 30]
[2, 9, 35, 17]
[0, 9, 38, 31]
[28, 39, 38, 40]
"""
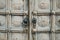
[32, 18, 36, 24]
[22, 16, 29, 27]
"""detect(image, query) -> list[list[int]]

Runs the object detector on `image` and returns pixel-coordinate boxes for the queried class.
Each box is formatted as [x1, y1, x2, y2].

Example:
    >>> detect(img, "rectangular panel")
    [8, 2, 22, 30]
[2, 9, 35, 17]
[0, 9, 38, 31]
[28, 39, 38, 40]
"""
[9, 33, 28, 40]
[9, 16, 24, 31]
[11, 0, 28, 13]
[0, 33, 7, 40]
[56, 0, 60, 12]
[34, 16, 51, 31]
[55, 33, 60, 40]
[0, 15, 7, 30]
[33, 0, 50, 13]
[54, 0, 60, 12]
[34, 33, 50, 40]
[55, 16, 60, 31]
[0, 0, 6, 12]
[56, 0, 60, 9]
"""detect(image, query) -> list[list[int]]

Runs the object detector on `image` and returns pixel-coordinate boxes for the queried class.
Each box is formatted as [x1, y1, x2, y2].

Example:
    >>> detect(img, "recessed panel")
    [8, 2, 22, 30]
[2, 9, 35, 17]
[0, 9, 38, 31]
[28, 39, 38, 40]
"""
[33, 0, 50, 13]
[0, 33, 7, 40]
[56, 0, 60, 9]
[9, 33, 28, 40]
[0, 0, 6, 12]
[11, 0, 28, 13]
[55, 16, 60, 31]
[36, 16, 50, 31]
[55, 33, 60, 40]
[0, 15, 7, 30]
[55, 0, 60, 12]
[10, 16, 24, 31]
[34, 33, 50, 40]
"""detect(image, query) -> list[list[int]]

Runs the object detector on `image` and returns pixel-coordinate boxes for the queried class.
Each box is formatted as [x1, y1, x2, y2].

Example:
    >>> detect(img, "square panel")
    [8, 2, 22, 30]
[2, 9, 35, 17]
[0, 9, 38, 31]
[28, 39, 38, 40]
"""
[55, 16, 60, 31]
[35, 16, 51, 31]
[11, 0, 28, 13]
[9, 16, 24, 31]
[0, 33, 7, 40]
[32, 0, 50, 13]
[9, 33, 28, 40]
[0, 15, 7, 30]
[34, 33, 50, 40]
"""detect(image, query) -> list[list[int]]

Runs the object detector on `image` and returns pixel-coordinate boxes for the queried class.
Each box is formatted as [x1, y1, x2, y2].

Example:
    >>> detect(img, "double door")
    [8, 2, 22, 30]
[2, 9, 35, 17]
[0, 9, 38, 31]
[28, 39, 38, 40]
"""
[0, 0, 60, 40]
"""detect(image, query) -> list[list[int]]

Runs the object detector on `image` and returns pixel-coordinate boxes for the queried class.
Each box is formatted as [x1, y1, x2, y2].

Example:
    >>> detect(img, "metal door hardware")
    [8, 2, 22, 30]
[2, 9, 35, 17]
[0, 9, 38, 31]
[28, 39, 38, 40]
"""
[32, 18, 36, 24]
[22, 16, 29, 27]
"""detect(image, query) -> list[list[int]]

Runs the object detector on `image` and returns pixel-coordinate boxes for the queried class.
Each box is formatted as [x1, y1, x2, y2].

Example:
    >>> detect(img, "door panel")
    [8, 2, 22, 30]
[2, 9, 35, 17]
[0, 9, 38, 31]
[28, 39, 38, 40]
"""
[33, 16, 51, 31]
[55, 16, 60, 31]
[53, 0, 60, 12]
[55, 33, 60, 40]
[33, 33, 50, 40]
[0, 0, 60, 40]
[0, 0, 6, 12]
[56, 0, 60, 9]
[32, 0, 50, 13]
[9, 16, 24, 31]
[56, 0, 60, 12]
[10, 0, 28, 13]
[0, 15, 7, 30]
[9, 33, 28, 40]
[0, 33, 7, 40]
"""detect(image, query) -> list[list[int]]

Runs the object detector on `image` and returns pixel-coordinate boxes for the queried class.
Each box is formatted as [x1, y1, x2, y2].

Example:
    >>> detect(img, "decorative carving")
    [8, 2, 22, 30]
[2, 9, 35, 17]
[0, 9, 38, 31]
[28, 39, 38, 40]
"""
[38, 1, 48, 9]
